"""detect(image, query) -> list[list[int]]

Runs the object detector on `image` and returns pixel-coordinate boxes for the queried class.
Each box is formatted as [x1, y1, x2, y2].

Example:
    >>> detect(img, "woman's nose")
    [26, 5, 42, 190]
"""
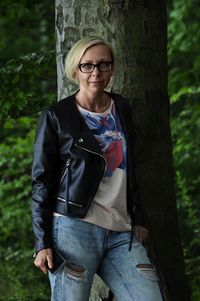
[91, 66, 101, 75]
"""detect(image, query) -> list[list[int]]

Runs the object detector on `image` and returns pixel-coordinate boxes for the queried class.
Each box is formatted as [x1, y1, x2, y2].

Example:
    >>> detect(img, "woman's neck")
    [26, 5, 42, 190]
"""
[75, 91, 111, 113]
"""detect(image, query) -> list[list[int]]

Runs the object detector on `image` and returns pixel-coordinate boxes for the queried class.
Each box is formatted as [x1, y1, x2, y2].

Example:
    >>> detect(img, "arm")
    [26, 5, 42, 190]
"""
[31, 109, 60, 253]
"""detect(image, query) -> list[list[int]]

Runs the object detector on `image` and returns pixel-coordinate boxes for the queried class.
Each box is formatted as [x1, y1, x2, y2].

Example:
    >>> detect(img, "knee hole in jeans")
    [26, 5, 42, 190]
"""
[136, 263, 159, 281]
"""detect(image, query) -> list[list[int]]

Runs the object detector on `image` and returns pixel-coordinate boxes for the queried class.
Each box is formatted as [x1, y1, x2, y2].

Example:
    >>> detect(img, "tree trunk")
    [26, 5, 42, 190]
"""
[55, 0, 190, 300]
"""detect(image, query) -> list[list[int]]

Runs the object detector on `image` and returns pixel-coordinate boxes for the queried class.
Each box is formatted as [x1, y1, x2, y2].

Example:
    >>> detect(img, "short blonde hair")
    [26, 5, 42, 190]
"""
[65, 36, 115, 83]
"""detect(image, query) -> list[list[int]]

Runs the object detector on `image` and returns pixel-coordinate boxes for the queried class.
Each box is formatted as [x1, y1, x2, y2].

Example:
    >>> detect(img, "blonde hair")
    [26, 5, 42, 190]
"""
[65, 36, 115, 83]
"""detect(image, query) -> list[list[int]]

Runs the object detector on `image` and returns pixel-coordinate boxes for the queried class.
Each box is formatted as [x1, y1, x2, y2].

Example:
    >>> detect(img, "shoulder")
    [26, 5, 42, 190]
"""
[109, 92, 131, 108]
[109, 92, 127, 102]
[37, 93, 78, 130]
[40, 94, 77, 120]
[109, 92, 137, 131]
[48, 94, 76, 114]
[108, 92, 132, 117]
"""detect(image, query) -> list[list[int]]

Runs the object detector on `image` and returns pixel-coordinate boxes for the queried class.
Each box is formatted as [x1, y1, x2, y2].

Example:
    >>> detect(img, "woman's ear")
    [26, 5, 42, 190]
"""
[73, 69, 79, 81]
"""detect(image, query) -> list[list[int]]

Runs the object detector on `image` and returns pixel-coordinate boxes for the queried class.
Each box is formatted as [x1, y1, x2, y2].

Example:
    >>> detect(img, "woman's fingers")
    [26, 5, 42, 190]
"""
[46, 248, 53, 269]
[134, 225, 148, 243]
[34, 248, 53, 274]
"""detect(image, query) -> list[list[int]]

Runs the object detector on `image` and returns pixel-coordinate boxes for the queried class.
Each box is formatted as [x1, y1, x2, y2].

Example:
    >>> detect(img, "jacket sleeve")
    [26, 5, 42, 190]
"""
[131, 180, 146, 227]
[125, 100, 147, 227]
[31, 109, 60, 252]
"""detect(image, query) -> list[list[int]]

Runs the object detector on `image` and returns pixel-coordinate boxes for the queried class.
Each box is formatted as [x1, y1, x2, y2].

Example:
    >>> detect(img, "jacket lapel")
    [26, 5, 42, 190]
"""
[69, 96, 103, 155]
[74, 117, 103, 154]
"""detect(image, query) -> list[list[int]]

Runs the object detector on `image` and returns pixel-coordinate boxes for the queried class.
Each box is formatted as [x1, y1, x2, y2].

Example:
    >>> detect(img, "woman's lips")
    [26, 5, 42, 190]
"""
[90, 81, 104, 84]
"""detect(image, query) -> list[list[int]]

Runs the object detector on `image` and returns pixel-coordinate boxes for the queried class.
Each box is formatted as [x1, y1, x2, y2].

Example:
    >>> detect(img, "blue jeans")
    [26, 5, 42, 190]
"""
[49, 216, 163, 301]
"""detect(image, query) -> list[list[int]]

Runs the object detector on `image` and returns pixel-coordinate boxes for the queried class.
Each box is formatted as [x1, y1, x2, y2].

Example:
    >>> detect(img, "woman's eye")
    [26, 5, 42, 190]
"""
[82, 64, 92, 70]
[100, 63, 107, 67]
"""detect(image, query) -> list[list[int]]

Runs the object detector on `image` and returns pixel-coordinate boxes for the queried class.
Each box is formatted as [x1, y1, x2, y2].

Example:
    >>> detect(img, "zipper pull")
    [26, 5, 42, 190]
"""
[66, 158, 70, 167]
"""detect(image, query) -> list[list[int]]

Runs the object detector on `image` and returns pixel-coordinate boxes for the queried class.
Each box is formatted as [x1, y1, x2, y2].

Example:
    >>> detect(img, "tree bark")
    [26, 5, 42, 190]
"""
[55, 0, 190, 300]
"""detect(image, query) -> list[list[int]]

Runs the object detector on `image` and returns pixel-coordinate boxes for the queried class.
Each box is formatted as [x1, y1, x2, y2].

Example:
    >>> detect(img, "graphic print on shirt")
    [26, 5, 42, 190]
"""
[80, 101, 126, 177]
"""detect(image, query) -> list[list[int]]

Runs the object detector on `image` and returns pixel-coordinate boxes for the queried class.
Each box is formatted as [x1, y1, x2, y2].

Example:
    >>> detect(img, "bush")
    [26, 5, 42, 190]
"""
[0, 116, 50, 299]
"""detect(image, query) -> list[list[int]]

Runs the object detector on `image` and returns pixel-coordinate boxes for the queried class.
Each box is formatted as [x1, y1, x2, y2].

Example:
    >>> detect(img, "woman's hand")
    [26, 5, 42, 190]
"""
[34, 248, 53, 274]
[134, 225, 148, 243]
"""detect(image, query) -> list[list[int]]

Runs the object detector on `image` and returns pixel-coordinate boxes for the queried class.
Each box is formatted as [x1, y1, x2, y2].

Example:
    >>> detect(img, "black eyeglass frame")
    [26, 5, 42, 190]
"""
[78, 61, 113, 73]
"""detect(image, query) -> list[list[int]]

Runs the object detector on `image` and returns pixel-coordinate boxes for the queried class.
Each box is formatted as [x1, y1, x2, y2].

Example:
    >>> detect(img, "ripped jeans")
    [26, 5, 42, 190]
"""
[49, 215, 163, 301]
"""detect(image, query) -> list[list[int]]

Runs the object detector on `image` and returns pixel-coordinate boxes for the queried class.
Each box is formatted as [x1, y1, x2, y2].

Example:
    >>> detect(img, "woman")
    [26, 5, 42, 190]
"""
[32, 36, 163, 301]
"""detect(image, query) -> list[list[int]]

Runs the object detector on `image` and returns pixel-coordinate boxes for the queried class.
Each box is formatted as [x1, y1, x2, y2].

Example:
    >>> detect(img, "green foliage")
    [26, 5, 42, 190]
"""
[0, 0, 56, 119]
[168, 0, 200, 96]
[0, 116, 50, 299]
[0, 1, 54, 299]
[0, 0, 55, 63]
[168, 1, 200, 299]
[0, 50, 57, 119]
[171, 96, 200, 300]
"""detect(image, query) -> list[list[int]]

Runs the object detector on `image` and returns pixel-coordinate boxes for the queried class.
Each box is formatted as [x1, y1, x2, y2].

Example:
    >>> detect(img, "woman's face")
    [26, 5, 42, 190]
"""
[75, 44, 113, 95]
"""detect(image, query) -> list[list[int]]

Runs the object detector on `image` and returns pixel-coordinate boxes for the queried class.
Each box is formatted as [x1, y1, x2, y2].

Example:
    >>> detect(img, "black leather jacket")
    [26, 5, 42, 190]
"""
[31, 92, 145, 252]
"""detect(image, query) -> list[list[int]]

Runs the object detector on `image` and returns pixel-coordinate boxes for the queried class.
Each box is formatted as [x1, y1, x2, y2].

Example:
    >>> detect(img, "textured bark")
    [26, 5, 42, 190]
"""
[55, 0, 191, 300]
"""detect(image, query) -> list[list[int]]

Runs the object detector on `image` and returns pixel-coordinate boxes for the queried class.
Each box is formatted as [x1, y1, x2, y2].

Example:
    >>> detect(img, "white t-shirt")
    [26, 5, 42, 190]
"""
[78, 99, 131, 231]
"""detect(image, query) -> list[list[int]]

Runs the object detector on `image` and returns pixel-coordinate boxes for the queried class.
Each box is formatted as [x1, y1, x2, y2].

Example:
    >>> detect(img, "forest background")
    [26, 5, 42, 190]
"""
[0, 0, 199, 300]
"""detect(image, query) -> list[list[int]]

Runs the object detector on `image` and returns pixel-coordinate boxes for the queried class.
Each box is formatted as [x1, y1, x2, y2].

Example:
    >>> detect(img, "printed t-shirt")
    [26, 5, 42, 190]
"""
[78, 99, 131, 231]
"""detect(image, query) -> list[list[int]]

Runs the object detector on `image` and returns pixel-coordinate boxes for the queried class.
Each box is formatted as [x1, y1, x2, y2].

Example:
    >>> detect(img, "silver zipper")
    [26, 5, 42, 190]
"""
[68, 201, 82, 208]
[56, 196, 65, 202]
[57, 147, 106, 210]
[66, 158, 70, 166]
[56, 197, 83, 208]
[56, 158, 84, 208]
[61, 158, 71, 178]
[75, 143, 107, 172]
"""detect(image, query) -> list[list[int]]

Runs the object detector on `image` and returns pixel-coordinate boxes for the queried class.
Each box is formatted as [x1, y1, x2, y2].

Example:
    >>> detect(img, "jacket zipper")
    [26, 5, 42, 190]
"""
[56, 146, 107, 209]
[56, 196, 65, 202]
[56, 197, 82, 208]
[74, 143, 107, 172]
[74, 143, 107, 210]
[56, 158, 71, 204]
[61, 158, 70, 179]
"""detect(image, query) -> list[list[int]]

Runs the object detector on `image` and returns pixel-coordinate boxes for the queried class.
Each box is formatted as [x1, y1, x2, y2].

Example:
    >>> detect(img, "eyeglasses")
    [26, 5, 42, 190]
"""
[78, 62, 113, 73]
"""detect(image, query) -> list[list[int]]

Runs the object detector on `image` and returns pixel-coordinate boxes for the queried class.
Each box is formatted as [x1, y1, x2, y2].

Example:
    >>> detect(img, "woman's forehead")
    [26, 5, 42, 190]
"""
[80, 44, 112, 61]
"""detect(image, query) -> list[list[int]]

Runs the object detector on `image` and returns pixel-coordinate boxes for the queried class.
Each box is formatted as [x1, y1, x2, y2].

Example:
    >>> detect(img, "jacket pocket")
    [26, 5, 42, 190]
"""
[56, 158, 71, 204]
[55, 158, 85, 216]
